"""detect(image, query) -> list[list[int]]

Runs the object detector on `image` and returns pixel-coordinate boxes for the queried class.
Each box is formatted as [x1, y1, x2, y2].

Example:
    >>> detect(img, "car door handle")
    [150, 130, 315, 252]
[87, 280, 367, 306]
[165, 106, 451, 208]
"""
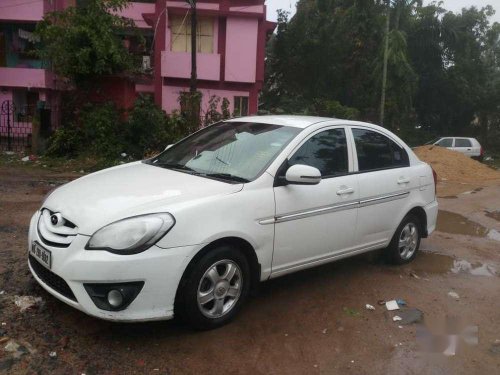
[336, 187, 354, 195]
[397, 177, 410, 184]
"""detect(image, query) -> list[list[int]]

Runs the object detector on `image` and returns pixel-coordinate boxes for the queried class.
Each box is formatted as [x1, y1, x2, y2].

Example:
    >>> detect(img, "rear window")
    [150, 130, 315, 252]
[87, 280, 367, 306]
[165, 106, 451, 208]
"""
[352, 129, 409, 171]
[455, 138, 472, 147]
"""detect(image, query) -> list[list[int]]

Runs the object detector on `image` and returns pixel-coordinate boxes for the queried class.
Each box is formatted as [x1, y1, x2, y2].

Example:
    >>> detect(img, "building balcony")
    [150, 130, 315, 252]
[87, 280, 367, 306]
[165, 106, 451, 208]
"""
[161, 51, 221, 81]
[0, 67, 55, 89]
[0, 0, 45, 22]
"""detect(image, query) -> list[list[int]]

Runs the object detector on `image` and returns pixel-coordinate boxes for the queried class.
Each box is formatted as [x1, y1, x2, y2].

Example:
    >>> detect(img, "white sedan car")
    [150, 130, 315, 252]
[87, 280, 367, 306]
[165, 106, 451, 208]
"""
[28, 116, 438, 329]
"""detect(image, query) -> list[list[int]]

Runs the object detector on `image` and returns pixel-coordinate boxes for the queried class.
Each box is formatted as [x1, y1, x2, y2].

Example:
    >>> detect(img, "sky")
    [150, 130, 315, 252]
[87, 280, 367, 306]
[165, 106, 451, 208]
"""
[265, 0, 500, 24]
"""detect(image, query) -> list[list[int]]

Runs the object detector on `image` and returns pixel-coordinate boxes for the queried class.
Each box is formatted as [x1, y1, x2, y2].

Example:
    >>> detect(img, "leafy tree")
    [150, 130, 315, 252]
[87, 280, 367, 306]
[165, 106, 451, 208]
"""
[263, 0, 500, 149]
[35, 0, 141, 87]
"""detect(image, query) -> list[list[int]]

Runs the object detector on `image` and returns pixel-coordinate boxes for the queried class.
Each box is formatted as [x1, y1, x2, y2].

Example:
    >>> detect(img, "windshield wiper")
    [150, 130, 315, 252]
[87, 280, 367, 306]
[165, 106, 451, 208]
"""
[203, 173, 249, 183]
[153, 162, 198, 173]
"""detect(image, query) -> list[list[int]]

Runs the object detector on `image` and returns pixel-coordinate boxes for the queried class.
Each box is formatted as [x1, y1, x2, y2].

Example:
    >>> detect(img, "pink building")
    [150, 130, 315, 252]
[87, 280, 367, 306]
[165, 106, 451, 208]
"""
[0, 1, 74, 103]
[0, 0, 275, 149]
[0, 0, 73, 145]
[120, 0, 276, 116]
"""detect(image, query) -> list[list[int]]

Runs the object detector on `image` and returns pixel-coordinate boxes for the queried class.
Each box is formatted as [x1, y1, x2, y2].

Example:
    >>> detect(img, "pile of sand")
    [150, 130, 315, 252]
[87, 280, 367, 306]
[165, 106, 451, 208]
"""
[414, 146, 500, 183]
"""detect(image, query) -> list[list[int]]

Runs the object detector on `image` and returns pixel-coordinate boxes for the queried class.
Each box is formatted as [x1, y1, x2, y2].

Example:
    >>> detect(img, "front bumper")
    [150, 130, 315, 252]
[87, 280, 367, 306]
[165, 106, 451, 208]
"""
[28, 212, 202, 322]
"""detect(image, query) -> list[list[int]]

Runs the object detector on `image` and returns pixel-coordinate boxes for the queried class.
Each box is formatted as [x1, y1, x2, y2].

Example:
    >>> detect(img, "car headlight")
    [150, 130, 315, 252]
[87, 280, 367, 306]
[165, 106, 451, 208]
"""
[85, 213, 175, 255]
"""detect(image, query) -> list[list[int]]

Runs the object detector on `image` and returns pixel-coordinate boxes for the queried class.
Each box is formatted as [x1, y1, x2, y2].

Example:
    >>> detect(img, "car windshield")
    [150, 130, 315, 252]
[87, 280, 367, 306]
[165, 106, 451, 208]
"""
[424, 137, 441, 145]
[148, 121, 302, 182]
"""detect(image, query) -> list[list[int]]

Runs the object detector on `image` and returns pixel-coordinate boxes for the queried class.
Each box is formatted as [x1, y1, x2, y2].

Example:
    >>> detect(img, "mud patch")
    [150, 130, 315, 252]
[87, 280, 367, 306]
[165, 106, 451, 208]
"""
[436, 210, 488, 237]
[485, 210, 500, 222]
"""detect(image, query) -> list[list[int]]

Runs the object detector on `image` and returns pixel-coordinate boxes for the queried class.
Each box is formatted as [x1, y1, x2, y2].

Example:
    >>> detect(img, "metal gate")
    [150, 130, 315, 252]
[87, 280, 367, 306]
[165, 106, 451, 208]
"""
[0, 100, 34, 152]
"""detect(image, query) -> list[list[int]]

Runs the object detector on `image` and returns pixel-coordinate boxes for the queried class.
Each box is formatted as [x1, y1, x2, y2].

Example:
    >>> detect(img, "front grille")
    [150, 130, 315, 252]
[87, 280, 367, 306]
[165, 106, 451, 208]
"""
[29, 255, 77, 302]
[37, 209, 78, 248]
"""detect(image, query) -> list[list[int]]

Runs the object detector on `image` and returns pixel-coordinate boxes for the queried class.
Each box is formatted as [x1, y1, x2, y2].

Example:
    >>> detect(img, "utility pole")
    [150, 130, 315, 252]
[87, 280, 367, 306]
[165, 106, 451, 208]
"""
[187, 0, 197, 92]
[380, 0, 390, 126]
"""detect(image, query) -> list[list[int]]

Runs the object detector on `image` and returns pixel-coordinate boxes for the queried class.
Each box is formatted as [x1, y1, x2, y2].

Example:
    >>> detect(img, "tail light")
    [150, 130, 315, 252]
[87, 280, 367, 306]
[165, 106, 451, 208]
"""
[432, 168, 437, 196]
[480, 147, 484, 157]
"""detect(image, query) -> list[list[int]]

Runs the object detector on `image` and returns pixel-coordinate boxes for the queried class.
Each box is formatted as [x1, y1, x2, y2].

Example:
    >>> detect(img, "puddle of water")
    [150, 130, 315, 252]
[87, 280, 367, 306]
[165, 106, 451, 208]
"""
[408, 252, 497, 277]
[485, 210, 500, 222]
[408, 252, 454, 274]
[487, 229, 500, 242]
[451, 259, 497, 277]
[436, 210, 489, 237]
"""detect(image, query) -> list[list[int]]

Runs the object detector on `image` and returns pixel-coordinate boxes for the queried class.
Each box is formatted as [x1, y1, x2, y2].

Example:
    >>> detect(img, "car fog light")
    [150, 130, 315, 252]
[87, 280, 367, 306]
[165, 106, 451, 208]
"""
[84, 281, 144, 311]
[107, 290, 123, 308]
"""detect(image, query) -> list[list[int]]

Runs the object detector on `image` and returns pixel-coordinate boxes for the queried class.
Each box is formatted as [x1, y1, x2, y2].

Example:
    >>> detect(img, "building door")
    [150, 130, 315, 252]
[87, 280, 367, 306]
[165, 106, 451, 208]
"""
[0, 33, 6, 67]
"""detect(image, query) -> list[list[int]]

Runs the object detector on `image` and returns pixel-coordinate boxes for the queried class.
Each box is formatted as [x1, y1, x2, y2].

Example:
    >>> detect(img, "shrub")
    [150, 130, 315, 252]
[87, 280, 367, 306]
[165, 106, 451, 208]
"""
[79, 102, 124, 158]
[46, 126, 84, 157]
[312, 99, 360, 120]
[124, 95, 171, 158]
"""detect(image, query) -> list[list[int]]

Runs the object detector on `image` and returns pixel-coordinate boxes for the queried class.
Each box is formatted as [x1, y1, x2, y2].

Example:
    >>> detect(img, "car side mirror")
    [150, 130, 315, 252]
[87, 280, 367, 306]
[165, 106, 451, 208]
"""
[164, 144, 174, 151]
[285, 164, 321, 185]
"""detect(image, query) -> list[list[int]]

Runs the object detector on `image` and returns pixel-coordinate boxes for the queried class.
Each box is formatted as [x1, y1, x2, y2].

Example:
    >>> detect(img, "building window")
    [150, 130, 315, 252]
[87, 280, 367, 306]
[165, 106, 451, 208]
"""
[170, 16, 214, 53]
[0, 33, 5, 67]
[234, 96, 249, 117]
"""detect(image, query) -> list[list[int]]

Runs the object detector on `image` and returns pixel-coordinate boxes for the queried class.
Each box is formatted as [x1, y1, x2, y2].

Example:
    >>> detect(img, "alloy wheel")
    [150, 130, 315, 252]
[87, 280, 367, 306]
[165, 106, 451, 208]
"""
[398, 222, 418, 260]
[197, 259, 243, 319]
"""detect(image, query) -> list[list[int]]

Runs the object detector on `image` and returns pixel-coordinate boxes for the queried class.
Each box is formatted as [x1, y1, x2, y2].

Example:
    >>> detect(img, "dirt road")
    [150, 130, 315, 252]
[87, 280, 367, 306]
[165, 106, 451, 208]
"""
[0, 164, 499, 374]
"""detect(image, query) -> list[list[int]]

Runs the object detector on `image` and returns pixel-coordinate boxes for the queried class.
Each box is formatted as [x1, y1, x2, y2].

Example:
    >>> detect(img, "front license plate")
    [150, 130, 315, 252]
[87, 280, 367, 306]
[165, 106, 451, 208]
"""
[30, 242, 52, 269]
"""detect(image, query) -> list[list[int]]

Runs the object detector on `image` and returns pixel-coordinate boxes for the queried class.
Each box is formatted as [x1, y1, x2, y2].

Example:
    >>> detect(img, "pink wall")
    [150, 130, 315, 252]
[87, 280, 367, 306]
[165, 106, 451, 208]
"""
[0, 68, 54, 89]
[0, 0, 44, 22]
[225, 18, 258, 83]
[114, 2, 155, 29]
[229, 5, 264, 14]
[161, 51, 221, 81]
[162, 85, 249, 115]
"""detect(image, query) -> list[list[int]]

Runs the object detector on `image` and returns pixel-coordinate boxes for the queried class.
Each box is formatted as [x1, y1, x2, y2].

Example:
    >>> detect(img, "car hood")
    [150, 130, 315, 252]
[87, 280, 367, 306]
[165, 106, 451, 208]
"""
[43, 162, 243, 235]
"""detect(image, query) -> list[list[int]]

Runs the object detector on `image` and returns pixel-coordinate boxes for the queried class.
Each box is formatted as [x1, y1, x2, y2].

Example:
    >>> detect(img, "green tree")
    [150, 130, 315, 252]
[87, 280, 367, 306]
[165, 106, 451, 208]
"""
[35, 0, 141, 87]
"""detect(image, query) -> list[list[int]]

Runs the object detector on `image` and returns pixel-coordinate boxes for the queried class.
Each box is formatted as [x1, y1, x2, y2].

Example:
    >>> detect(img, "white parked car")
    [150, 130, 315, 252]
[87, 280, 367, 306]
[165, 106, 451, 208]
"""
[28, 116, 438, 329]
[428, 137, 483, 160]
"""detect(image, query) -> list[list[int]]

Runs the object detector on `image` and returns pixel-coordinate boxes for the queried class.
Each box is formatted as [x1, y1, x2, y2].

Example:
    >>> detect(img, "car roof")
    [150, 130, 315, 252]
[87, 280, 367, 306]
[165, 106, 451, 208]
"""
[438, 136, 477, 140]
[225, 115, 334, 128]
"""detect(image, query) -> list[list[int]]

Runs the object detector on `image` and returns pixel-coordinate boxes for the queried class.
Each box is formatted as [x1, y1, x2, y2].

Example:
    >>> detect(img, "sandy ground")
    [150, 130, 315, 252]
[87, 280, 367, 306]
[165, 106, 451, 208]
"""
[0, 164, 499, 375]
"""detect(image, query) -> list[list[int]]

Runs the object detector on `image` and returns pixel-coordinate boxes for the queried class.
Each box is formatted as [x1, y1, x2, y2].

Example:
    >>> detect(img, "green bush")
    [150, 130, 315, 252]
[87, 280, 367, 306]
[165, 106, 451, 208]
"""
[124, 95, 171, 158]
[312, 99, 360, 120]
[80, 102, 125, 158]
[46, 126, 84, 157]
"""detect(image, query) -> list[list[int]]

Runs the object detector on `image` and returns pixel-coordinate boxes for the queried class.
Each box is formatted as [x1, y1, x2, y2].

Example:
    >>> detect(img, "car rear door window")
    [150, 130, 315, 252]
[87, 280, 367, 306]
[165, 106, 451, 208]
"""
[437, 138, 453, 147]
[352, 128, 409, 171]
[455, 138, 472, 147]
[289, 128, 348, 177]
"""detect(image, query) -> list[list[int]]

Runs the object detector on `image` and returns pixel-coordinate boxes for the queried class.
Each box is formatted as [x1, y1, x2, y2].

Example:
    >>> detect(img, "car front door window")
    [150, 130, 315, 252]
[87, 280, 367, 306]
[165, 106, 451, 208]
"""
[437, 138, 453, 147]
[288, 128, 348, 177]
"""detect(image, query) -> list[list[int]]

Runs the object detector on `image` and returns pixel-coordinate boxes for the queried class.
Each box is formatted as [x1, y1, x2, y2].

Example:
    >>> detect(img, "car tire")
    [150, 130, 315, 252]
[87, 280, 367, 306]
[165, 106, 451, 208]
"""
[386, 214, 421, 265]
[175, 245, 251, 330]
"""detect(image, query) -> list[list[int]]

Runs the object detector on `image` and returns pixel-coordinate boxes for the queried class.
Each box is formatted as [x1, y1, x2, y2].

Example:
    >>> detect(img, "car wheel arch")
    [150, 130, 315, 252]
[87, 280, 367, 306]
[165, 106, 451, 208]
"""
[400, 206, 427, 238]
[174, 237, 261, 310]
